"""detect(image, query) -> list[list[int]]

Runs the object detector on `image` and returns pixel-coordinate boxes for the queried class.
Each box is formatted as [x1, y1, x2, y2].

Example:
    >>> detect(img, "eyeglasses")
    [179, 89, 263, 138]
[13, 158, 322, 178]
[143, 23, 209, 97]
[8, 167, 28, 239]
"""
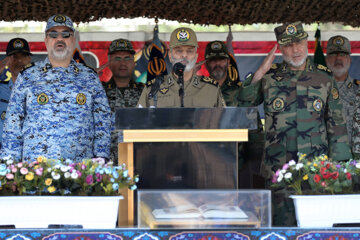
[47, 31, 73, 39]
[113, 56, 134, 62]
[328, 52, 348, 57]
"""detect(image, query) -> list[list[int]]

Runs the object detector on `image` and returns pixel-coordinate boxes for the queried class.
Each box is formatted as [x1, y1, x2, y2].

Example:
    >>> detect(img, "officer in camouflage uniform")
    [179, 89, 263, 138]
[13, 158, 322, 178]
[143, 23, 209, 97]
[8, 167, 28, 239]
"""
[102, 38, 144, 162]
[0, 14, 111, 162]
[0, 38, 32, 147]
[238, 22, 351, 226]
[204, 40, 265, 188]
[325, 36, 360, 156]
[137, 27, 225, 107]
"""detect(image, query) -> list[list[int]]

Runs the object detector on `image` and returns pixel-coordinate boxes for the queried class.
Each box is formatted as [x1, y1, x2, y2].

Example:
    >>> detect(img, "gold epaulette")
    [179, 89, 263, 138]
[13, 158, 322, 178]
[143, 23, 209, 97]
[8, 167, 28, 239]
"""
[316, 64, 332, 74]
[201, 76, 218, 86]
[20, 62, 35, 74]
[146, 79, 156, 87]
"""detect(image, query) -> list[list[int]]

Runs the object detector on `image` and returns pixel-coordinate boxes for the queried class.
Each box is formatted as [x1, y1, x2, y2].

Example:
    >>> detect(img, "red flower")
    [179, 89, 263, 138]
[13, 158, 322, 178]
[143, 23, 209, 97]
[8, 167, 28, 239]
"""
[321, 161, 325, 165]
[331, 172, 339, 180]
[346, 172, 352, 180]
[321, 181, 327, 187]
[326, 163, 331, 169]
[314, 174, 321, 183]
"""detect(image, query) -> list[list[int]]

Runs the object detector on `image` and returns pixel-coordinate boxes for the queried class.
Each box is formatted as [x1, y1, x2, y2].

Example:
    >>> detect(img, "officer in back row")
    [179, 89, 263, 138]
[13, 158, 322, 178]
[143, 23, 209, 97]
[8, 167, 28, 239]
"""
[102, 38, 144, 162]
[0, 38, 32, 147]
[137, 27, 225, 107]
[1, 14, 112, 162]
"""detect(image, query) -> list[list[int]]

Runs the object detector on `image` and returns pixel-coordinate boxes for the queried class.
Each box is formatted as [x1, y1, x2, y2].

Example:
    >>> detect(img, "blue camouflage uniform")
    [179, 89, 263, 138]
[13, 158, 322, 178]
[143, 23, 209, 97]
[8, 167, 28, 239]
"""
[0, 66, 14, 147]
[1, 58, 112, 161]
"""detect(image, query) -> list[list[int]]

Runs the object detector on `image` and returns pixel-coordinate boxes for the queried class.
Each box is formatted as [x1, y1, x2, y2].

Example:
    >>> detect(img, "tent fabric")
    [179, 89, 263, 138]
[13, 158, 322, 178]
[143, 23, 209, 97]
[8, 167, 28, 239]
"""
[1, 0, 360, 26]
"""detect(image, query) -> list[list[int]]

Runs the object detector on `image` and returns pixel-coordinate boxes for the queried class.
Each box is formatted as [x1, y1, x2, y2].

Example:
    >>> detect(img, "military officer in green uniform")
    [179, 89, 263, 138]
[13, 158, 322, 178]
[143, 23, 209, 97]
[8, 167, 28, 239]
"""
[204, 40, 265, 188]
[238, 22, 352, 226]
[137, 27, 225, 107]
[102, 38, 144, 162]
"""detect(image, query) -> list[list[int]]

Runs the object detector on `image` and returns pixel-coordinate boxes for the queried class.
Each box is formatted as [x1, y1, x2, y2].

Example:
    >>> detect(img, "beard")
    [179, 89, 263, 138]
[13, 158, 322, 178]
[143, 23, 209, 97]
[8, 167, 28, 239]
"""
[171, 56, 197, 72]
[328, 60, 350, 78]
[208, 65, 227, 80]
[48, 40, 73, 61]
[283, 48, 308, 68]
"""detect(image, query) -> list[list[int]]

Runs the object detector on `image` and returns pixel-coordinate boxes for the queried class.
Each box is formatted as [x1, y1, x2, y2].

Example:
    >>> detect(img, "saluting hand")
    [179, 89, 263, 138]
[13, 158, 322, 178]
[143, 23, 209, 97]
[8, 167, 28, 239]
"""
[253, 45, 277, 83]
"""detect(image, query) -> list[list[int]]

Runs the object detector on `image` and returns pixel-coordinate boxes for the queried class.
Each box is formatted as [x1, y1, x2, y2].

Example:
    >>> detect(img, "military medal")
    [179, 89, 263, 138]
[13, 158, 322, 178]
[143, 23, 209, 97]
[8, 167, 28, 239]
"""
[313, 99, 323, 112]
[331, 88, 339, 100]
[76, 93, 86, 105]
[272, 97, 285, 111]
[37, 93, 49, 105]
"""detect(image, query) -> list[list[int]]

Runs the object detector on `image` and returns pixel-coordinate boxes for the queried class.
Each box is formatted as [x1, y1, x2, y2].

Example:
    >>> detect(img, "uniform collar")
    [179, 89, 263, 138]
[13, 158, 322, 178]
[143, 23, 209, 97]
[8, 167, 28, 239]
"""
[106, 77, 138, 89]
[169, 71, 199, 88]
[43, 58, 79, 73]
[280, 57, 313, 73]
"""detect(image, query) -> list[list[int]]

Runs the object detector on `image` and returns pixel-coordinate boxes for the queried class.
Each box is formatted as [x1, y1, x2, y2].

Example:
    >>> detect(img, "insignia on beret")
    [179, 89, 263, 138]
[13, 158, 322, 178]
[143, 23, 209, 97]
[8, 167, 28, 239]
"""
[286, 24, 297, 35]
[53, 15, 66, 23]
[331, 88, 339, 100]
[313, 99, 323, 111]
[272, 97, 285, 111]
[13, 39, 24, 49]
[348, 82, 353, 89]
[211, 41, 222, 50]
[201, 76, 218, 86]
[116, 40, 127, 48]
[76, 93, 86, 105]
[37, 93, 49, 105]
[159, 88, 169, 94]
[1, 111, 5, 120]
[333, 36, 344, 46]
[176, 29, 190, 42]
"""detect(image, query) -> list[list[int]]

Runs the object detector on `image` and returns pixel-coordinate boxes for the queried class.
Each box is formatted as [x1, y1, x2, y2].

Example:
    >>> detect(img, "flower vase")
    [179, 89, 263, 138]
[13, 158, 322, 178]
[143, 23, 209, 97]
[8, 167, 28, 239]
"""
[0, 196, 123, 228]
[290, 194, 360, 228]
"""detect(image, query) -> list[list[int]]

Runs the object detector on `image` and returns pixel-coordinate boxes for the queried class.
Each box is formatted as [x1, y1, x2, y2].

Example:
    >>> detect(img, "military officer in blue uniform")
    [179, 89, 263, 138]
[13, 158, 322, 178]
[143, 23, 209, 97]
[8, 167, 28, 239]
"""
[0, 38, 32, 147]
[1, 14, 112, 162]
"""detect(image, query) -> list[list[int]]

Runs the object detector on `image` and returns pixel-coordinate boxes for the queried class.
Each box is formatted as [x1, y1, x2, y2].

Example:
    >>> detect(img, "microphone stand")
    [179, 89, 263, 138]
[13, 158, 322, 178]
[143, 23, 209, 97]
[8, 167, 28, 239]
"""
[173, 62, 185, 107]
[148, 75, 164, 107]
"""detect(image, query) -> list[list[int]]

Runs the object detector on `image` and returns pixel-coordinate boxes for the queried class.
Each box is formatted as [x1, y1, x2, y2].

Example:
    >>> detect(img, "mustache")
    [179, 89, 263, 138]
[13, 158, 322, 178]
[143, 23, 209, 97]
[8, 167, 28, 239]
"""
[55, 40, 66, 47]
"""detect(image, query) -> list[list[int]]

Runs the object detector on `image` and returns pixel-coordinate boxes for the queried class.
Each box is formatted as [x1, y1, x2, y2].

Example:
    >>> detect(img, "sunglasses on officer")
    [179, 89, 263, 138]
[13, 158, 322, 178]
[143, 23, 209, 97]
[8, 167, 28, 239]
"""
[47, 31, 73, 39]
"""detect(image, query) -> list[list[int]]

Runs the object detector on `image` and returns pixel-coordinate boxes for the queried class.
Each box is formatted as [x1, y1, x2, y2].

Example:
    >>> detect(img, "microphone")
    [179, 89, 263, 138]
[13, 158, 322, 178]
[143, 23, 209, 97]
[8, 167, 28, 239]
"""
[173, 63, 185, 107]
[148, 75, 164, 107]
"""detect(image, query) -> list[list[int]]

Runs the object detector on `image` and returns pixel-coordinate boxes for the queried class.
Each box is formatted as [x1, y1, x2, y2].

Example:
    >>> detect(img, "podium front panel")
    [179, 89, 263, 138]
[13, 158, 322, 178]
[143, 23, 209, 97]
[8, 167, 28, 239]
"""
[135, 142, 237, 189]
[115, 107, 257, 130]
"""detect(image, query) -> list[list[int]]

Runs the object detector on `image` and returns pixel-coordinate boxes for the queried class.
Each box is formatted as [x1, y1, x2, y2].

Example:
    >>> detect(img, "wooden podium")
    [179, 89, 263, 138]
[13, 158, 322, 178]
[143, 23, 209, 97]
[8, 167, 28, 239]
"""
[115, 108, 257, 226]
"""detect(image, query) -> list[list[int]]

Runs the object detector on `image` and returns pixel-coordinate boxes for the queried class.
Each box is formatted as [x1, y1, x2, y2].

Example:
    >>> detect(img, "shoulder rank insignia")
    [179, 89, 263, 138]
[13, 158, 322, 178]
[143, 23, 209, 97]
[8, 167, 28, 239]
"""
[316, 64, 332, 74]
[354, 79, 360, 86]
[331, 88, 339, 100]
[146, 79, 156, 87]
[201, 76, 218, 86]
[271, 63, 278, 70]
[348, 82, 353, 89]
[20, 62, 35, 74]
[159, 87, 169, 94]
[1, 111, 5, 120]
[0, 66, 11, 83]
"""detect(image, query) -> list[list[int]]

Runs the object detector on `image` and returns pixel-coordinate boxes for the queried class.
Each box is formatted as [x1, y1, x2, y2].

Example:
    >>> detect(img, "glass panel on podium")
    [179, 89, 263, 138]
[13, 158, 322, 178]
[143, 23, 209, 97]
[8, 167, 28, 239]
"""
[138, 190, 271, 229]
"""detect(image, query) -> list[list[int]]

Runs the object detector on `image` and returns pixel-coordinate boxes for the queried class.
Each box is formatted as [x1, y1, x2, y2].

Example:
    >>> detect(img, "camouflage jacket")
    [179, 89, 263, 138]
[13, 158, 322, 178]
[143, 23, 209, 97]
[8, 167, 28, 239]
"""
[102, 77, 144, 110]
[0, 58, 112, 162]
[102, 77, 144, 162]
[238, 58, 351, 178]
[220, 74, 242, 106]
[137, 72, 225, 107]
[337, 75, 359, 145]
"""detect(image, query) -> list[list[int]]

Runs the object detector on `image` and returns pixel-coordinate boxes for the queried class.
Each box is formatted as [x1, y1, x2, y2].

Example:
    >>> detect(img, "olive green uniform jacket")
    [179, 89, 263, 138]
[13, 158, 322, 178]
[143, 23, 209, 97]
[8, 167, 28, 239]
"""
[238, 58, 351, 178]
[137, 72, 225, 107]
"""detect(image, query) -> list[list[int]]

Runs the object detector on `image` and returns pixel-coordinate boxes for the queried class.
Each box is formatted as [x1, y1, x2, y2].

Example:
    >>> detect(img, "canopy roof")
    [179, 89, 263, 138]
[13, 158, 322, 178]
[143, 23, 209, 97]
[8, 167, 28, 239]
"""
[2, 0, 360, 26]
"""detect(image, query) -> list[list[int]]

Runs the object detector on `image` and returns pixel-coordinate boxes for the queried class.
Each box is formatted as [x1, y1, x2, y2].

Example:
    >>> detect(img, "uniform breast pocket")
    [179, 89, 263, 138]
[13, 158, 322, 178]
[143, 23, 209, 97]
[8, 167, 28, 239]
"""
[307, 86, 327, 114]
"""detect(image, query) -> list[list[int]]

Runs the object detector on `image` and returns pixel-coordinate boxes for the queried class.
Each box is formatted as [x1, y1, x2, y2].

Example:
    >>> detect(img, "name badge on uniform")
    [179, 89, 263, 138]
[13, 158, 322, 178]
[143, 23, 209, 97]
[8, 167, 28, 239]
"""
[37, 93, 49, 105]
[272, 97, 285, 111]
[313, 99, 323, 112]
[76, 93, 86, 105]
